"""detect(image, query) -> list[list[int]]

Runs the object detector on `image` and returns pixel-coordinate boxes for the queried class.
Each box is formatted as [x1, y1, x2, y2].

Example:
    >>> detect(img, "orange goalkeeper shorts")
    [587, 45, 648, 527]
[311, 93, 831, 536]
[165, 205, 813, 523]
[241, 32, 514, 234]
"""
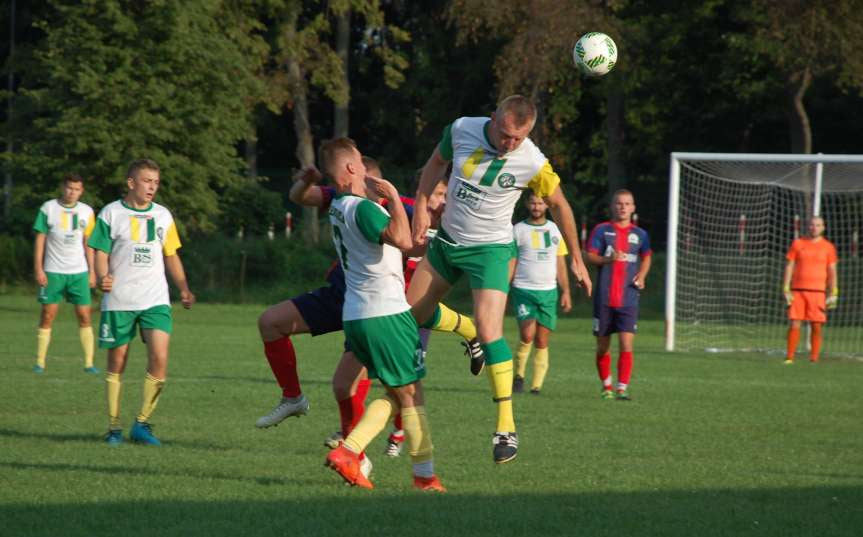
[788, 290, 827, 323]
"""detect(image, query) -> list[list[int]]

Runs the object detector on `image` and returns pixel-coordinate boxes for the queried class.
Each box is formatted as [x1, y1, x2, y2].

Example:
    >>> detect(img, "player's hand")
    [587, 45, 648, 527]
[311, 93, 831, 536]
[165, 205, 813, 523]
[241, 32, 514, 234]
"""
[560, 292, 572, 313]
[412, 204, 432, 246]
[294, 165, 323, 185]
[99, 274, 113, 293]
[571, 260, 592, 297]
[180, 289, 196, 309]
[632, 275, 645, 290]
[35, 269, 48, 287]
[365, 175, 399, 201]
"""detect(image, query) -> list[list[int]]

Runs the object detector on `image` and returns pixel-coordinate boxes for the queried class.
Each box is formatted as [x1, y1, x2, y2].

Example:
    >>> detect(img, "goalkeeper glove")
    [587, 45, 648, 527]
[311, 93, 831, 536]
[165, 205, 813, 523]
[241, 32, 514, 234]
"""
[826, 288, 839, 309]
[783, 284, 793, 306]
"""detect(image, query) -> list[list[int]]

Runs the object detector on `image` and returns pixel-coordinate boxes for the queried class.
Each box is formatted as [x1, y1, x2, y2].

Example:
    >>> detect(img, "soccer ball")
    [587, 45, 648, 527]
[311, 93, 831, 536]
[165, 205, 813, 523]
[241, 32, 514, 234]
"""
[573, 32, 617, 77]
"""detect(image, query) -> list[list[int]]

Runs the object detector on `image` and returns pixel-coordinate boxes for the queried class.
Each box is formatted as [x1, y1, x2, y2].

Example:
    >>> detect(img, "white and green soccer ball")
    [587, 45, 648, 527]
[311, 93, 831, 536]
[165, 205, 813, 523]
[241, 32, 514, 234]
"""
[573, 32, 617, 77]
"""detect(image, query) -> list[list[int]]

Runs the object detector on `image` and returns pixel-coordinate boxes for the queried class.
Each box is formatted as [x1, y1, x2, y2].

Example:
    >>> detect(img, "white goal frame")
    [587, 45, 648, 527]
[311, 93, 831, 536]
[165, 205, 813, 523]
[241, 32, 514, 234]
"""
[666, 152, 863, 353]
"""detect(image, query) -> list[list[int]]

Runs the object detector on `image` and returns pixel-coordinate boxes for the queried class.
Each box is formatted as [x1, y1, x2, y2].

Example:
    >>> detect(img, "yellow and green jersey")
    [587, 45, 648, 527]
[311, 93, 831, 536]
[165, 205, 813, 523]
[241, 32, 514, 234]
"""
[33, 199, 95, 274]
[512, 219, 567, 291]
[439, 117, 562, 246]
[88, 200, 181, 311]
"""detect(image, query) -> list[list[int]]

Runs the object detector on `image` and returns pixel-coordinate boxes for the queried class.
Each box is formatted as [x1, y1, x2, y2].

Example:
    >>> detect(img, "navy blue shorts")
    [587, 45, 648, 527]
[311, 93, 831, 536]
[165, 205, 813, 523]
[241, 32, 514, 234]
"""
[593, 304, 638, 336]
[291, 284, 344, 337]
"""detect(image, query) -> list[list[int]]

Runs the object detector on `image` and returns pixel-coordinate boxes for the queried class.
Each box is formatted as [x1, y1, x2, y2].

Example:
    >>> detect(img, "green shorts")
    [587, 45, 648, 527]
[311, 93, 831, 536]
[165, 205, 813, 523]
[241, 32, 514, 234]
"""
[511, 287, 559, 331]
[38, 271, 91, 305]
[426, 227, 517, 292]
[344, 310, 425, 387]
[98, 305, 173, 349]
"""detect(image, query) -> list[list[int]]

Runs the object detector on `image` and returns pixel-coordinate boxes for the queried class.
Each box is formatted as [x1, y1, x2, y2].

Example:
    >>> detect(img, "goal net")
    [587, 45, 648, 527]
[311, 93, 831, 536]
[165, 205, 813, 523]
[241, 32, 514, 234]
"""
[666, 153, 863, 357]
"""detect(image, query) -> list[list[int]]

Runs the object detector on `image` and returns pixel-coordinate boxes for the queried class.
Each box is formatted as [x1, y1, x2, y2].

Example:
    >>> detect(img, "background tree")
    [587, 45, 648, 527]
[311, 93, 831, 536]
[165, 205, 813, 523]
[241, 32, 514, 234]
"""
[10, 0, 267, 234]
[731, 0, 863, 153]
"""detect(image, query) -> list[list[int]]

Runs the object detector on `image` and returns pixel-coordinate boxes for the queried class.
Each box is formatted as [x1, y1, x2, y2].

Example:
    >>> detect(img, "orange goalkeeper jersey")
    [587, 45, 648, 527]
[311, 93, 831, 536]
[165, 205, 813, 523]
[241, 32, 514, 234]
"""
[786, 238, 837, 291]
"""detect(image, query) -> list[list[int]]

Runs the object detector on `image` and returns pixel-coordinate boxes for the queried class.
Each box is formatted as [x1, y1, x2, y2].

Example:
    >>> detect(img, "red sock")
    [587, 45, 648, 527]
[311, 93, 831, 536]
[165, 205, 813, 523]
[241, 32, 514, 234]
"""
[809, 323, 822, 361]
[263, 337, 301, 398]
[596, 352, 611, 386]
[338, 379, 371, 438]
[787, 326, 801, 359]
[618, 351, 633, 386]
[393, 412, 403, 432]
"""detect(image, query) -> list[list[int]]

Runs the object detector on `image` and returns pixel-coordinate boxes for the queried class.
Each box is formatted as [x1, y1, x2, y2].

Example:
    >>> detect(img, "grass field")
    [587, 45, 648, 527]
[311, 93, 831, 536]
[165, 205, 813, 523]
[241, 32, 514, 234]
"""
[1, 294, 862, 537]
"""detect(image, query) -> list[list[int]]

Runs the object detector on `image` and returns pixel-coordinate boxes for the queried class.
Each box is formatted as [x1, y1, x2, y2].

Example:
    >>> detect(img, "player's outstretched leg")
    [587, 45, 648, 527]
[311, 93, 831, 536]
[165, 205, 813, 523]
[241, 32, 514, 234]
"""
[420, 303, 485, 375]
[256, 300, 310, 428]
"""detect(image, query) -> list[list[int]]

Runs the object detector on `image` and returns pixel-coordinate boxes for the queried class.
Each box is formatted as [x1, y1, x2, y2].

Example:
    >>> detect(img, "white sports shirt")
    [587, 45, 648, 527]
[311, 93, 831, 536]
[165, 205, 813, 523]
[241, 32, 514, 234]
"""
[512, 219, 568, 291]
[32, 199, 95, 274]
[439, 117, 561, 246]
[328, 194, 410, 321]
[88, 200, 182, 311]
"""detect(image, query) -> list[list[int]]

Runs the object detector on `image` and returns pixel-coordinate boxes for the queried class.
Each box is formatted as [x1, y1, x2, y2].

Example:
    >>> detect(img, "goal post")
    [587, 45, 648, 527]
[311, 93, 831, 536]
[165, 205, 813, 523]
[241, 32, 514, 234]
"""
[666, 153, 863, 357]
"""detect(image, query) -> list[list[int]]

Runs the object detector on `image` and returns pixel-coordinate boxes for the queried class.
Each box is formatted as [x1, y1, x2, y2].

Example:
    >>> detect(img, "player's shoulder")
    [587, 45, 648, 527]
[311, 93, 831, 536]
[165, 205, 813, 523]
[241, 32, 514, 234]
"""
[631, 224, 649, 238]
[98, 199, 123, 217]
[450, 116, 489, 142]
[78, 201, 95, 214]
[591, 220, 613, 233]
[39, 199, 57, 212]
[545, 219, 563, 233]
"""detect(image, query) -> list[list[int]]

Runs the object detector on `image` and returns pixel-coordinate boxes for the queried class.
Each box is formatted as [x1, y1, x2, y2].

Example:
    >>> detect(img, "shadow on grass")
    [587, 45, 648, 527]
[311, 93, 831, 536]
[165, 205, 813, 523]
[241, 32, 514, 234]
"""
[0, 460, 316, 488]
[0, 428, 233, 451]
[2, 486, 861, 537]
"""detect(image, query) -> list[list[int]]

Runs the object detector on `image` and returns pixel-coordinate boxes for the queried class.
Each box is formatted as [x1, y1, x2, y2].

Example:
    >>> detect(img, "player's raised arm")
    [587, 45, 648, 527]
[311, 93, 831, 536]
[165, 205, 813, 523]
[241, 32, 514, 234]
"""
[368, 176, 412, 250]
[544, 186, 592, 297]
[288, 166, 325, 207]
[413, 147, 450, 245]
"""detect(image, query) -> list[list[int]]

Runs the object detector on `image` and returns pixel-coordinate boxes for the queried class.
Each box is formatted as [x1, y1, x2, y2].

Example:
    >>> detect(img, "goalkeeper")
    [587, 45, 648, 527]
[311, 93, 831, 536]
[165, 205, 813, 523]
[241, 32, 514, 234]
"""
[782, 216, 838, 364]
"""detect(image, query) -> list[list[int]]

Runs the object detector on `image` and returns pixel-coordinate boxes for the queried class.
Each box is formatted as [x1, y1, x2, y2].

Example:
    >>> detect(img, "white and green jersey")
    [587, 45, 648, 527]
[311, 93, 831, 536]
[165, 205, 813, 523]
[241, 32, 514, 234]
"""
[32, 199, 95, 274]
[87, 200, 182, 311]
[439, 117, 562, 246]
[328, 194, 409, 321]
[512, 219, 568, 291]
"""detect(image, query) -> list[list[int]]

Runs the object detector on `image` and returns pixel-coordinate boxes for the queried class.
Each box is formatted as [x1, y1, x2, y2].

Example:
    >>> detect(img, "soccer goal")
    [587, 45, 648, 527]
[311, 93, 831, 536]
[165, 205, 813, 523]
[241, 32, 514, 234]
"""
[666, 153, 863, 357]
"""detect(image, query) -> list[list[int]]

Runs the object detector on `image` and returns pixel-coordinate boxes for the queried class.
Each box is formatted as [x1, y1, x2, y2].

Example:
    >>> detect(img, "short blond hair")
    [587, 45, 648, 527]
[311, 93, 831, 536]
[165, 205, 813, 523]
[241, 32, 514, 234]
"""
[127, 158, 160, 180]
[496, 95, 537, 129]
[319, 137, 358, 179]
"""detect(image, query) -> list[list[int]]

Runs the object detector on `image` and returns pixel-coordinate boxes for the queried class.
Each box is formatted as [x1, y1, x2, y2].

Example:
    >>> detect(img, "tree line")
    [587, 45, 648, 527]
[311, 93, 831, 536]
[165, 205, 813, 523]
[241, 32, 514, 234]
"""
[2, 0, 861, 245]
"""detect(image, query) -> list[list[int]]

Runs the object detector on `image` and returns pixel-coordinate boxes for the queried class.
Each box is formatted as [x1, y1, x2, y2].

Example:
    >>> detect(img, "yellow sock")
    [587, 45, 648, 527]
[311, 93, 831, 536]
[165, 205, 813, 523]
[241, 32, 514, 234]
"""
[136, 374, 166, 423]
[515, 341, 532, 379]
[36, 328, 51, 369]
[344, 396, 396, 454]
[432, 303, 477, 341]
[487, 361, 516, 432]
[106, 372, 122, 430]
[80, 327, 94, 368]
[531, 347, 549, 391]
[402, 405, 433, 463]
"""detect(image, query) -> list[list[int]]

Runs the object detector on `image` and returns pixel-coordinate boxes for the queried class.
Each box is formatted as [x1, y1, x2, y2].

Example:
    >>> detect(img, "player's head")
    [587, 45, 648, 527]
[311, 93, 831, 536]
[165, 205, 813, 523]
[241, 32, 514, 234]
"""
[489, 95, 536, 156]
[610, 189, 635, 223]
[126, 159, 161, 204]
[411, 169, 447, 222]
[61, 173, 84, 205]
[808, 216, 825, 238]
[525, 192, 547, 221]
[319, 137, 365, 192]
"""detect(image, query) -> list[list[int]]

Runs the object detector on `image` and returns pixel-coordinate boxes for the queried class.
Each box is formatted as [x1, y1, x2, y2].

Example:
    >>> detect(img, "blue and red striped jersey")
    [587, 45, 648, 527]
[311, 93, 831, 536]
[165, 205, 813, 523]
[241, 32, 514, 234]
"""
[587, 221, 652, 308]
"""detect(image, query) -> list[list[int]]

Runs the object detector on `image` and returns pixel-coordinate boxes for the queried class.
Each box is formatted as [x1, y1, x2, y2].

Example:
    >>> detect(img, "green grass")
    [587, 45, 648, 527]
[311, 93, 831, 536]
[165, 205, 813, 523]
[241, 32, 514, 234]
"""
[1, 294, 862, 537]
